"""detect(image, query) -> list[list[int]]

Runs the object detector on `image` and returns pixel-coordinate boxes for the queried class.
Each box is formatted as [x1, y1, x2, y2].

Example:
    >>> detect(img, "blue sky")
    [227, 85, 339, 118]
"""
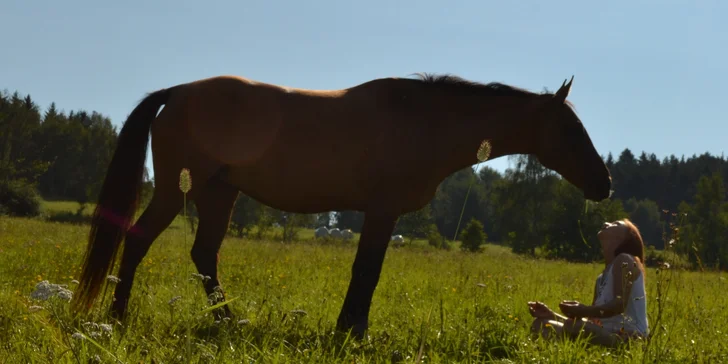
[2, 0, 726, 178]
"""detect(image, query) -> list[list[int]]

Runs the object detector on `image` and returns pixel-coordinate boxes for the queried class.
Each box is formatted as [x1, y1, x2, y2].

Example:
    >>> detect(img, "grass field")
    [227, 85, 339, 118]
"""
[1, 208, 727, 363]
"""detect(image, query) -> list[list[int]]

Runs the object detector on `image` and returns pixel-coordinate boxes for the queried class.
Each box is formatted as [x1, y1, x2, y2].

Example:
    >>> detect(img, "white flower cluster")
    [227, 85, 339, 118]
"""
[81, 321, 113, 339]
[30, 280, 73, 301]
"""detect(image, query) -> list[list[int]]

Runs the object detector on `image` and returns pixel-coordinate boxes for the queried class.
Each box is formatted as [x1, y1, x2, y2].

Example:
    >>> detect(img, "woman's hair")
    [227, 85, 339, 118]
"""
[613, 218, 646, 275]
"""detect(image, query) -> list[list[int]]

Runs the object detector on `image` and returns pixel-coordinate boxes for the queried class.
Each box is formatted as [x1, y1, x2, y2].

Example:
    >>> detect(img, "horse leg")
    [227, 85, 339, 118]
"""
[190, 176, 239, 320]
[336, 211, 397, 338]
[109, 189, 183, 320]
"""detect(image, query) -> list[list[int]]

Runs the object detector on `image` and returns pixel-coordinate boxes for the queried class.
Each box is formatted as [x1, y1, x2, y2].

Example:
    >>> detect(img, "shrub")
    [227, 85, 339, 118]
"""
[0, 179, 42, 217]
[460, 218, 486, 253]
[426, 223, 447, 249]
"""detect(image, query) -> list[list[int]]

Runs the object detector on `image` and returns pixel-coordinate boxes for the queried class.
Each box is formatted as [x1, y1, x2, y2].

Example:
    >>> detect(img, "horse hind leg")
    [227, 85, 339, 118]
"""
[109, 187, 185, 320]
[109, 160, 220, 321]
[190, 176, 240, 320]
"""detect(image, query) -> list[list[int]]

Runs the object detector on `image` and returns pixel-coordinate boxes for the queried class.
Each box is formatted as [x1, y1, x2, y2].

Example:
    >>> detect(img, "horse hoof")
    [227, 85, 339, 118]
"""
[336, 320, 368, 340]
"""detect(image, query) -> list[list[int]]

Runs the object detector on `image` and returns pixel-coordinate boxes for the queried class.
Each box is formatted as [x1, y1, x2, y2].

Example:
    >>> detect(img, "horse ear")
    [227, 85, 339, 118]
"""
[553, 75, 574, 104]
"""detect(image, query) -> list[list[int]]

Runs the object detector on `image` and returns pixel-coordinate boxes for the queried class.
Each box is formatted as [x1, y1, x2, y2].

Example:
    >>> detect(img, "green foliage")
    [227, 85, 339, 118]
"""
[0, 179, 41, 217]
[460, 218, 486, 252]
[676, 172, 728, 270]
[425, 223, 448, 249]
[624, 198, 664, 248]
[394, 205, 436, 238]
[274, 212, 316, 242]
[334, 210, 364, 232]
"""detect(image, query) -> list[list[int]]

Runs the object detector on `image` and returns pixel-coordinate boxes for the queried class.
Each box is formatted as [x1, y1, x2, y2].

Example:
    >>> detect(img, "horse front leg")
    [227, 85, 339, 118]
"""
[336, 211, 397, 338]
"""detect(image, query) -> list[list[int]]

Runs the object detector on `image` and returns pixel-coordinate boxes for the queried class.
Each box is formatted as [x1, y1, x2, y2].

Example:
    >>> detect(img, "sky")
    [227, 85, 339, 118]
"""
[1, 0, 726, 179]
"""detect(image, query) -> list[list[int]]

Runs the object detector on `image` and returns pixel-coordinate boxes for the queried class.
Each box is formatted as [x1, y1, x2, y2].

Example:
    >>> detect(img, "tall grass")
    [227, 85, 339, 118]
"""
[0, 216, 726, 363]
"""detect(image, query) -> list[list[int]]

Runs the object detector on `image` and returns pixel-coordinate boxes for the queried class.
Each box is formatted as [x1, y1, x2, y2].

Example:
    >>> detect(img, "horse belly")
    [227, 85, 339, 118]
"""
[221, 163, 366, 213]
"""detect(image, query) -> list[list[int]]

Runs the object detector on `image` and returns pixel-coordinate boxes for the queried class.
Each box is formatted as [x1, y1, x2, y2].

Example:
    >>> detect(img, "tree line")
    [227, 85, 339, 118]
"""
[2, 88, 726, 270]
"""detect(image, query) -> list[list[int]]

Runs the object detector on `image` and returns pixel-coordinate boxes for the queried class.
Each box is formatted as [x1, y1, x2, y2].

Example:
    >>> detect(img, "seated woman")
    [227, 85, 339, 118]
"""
[528, 218, 649, 347]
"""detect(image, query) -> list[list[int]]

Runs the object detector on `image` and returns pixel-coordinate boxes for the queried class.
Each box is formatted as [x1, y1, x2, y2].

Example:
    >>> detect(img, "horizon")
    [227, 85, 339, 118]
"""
[2, 0, 725, 178]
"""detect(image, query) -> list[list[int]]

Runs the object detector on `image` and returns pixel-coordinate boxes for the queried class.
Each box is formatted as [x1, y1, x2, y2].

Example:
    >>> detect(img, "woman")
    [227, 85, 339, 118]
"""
[528, 218, 649, 347]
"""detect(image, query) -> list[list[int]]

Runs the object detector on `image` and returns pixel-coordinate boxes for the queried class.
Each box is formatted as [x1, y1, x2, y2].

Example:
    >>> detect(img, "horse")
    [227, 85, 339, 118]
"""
[71, 72, 611, 339]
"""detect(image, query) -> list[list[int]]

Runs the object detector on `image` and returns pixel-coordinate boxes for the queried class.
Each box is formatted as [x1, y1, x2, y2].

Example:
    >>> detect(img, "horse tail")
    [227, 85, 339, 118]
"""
[72, 87, 172, 313]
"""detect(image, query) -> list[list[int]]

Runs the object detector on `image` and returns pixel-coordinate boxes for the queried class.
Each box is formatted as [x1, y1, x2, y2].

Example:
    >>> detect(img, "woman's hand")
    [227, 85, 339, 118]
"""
[527, 301, 554, 320]
[558, 300, 590, 318]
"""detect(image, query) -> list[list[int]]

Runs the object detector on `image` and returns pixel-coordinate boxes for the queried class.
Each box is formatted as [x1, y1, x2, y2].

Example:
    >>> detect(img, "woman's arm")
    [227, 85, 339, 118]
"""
[584, 253, 640, 318]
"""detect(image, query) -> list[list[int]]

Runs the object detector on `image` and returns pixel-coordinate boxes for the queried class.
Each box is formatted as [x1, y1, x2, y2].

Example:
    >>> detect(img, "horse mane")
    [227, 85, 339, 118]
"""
[411, 72, 542, 98]
[411, 72, 578, 111]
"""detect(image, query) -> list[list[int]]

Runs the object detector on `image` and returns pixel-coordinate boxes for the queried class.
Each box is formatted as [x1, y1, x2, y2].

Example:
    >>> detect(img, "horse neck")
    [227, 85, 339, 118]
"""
[426, 94, 543, 177]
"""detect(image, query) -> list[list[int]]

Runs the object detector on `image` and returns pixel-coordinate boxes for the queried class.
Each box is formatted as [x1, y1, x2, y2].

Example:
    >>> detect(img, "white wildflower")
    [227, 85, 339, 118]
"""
[201, 352, 215, 361]
[237, 319, 250, 325]
[106, 275, 120, 284]
[99, 323, 112, 333]
[168, 295, 182, 305]
[30, 280, 73, 301]
[71, 332, 85, 340]
[57, 289, 72, 301]
[28, 305, 44, 312]
[190, 273, 205, 282]
[82, 321, 100, 331]
[290, 309, 308, 317]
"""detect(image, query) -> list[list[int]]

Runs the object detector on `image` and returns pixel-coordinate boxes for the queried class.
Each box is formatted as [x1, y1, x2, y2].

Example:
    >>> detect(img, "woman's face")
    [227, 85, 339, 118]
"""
[597, 220, 628, 256]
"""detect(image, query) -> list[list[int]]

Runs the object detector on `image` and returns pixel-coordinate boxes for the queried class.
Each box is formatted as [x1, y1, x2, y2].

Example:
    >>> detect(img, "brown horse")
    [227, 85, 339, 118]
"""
[71, 73, 612, 337]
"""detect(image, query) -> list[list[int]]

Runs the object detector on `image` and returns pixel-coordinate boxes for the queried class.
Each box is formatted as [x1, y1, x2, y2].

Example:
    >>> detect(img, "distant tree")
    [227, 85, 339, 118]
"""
[460, 218, 486, 252]
[334, 210, 365, 232]
[394, 205, 436, 238]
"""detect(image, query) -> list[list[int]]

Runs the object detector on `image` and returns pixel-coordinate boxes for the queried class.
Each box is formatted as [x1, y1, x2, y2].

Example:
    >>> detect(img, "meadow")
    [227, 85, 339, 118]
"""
[1, 202, 727, 363]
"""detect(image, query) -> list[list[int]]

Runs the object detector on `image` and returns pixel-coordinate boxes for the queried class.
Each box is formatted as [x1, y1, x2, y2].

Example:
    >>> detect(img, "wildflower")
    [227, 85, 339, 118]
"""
[476, 140, 492, 162]
[168, 296, 182, 305]
[28, 306, 43, 312]
[237, 319, 251, 326]
[179, 168, 192, 193]
[660, 262, 671, 270]
[71, 332, 85, 340]
[201, 352, 215, 361]
[290, 309, 308, 317]
[30, 280, 73, 301]
[106, 275, 120, 284]
[190, 273, 210, 282]
[57, 290, 72, 301]
[99, 324, 112, 333]
[82, 321, 100, 331]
